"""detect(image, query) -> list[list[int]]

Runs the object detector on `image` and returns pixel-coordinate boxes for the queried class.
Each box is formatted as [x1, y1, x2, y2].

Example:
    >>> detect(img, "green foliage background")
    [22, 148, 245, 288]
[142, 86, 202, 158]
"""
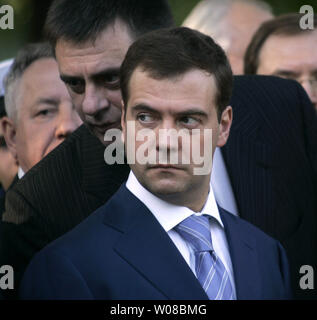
[0, 0, 316, 61]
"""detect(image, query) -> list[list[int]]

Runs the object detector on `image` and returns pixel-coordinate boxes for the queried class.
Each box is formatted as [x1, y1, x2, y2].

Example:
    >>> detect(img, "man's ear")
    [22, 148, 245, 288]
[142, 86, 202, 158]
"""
[0, 117, 18, 161]
[216, 106, 233, 147]
[121, 100, 126, 144]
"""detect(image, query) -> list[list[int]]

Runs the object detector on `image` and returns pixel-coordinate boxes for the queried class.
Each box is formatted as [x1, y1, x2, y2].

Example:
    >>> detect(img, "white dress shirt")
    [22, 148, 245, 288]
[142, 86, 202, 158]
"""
[0, 58, 13, 95]
[18, 167, 25, 179]
[211, 147, 239, 216]
[126, 171, 237, 299]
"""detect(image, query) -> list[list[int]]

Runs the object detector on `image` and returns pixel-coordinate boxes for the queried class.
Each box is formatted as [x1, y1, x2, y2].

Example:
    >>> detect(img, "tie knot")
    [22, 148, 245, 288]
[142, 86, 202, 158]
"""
[175, 214, 213, 252]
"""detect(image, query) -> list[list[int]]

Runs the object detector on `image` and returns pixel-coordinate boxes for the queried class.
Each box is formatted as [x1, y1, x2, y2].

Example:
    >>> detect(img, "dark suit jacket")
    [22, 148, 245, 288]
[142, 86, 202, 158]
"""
[1, 76, 316, 299]
[0, 126, 130, 297]
[20, 184, 292, 300]
[0, 176, 18, 219]
[0, 187, 5, 220]
[222, 76, 317, 299]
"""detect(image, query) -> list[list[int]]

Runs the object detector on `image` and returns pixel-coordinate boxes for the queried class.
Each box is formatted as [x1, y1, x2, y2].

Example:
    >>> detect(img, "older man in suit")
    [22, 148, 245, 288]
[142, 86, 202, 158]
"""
[1, 42, 82, 178]
[20, 27, 292, 299]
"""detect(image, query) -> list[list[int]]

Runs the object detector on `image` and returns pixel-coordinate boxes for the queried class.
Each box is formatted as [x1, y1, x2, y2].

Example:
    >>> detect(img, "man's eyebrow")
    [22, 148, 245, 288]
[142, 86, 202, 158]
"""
[131, 104, 158, 114]
[35, 98, 58, 106]
[60, 67, 121, 83]
[60, 74, 82, 83]
[92, 68, 120, 78]
[131, 104, 208, 117]
[273, 70, 299, 78]
[177, 109, 208, 118]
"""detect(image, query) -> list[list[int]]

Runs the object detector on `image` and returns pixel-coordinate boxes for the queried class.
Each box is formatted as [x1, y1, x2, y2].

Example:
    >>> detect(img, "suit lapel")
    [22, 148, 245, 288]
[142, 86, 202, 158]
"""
[103, 185, 208, 300]
[219, 207, 263, 299]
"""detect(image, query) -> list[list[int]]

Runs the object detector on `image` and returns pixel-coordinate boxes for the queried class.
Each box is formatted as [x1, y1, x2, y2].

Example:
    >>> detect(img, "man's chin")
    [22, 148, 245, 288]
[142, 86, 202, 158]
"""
[145, 180, 186, 197]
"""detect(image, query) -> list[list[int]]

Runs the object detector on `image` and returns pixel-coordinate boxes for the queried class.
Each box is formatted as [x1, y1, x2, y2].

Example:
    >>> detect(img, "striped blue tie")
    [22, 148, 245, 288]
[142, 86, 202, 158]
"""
[175, 215, 234, 300]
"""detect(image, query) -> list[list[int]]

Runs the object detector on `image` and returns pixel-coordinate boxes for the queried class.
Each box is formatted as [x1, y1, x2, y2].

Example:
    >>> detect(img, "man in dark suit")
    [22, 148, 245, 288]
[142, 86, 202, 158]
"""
[1, 0, 316, 300]
[0, 0, 174, 298]
[20, 28, 292, 299]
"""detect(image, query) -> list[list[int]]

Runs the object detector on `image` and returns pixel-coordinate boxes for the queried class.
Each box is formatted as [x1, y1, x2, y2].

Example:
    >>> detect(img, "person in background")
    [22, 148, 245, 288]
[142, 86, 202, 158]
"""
[0, 59, 18, 218]
[0, 60, 17, 191]
[244, 13, 317, 110]
[1, 42, 82, 178]
[182, 0, 273, 74]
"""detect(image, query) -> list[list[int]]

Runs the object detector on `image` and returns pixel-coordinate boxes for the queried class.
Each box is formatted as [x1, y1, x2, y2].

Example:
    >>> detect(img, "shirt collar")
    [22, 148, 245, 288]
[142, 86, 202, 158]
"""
[126, 171, 224, 232]
[18, 167, 25, 179]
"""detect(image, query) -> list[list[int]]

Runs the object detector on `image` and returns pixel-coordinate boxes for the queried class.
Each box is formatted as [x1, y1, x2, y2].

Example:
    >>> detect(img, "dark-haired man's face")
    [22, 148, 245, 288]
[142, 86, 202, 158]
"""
[121, 68, 232, 211]
[55, 19, 134, 144]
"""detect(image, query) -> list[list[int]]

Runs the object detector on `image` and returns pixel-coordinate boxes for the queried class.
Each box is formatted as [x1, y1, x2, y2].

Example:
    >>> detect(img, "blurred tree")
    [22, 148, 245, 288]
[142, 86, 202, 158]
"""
[0, 0, 316, 61]
[170, 0, 316, 26]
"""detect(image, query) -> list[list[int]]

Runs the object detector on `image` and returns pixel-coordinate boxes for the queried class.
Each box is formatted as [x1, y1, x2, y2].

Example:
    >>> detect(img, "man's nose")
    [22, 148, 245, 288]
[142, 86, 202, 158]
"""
[56, 104, 83, 139]
[156, 119, 179, 152]
[81, 85, 110, 117]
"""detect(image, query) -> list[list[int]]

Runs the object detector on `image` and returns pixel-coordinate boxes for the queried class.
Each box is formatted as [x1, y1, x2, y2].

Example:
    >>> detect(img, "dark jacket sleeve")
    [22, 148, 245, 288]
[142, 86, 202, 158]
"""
[19, 248, 94, 300]
[295, 81, 317, 187]
[0, 188, 49, 298]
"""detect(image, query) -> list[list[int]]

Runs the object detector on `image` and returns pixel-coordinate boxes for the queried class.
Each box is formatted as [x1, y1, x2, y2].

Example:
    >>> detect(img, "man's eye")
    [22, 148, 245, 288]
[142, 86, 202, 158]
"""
[67, 80, 85, 94]
[137, 114, 155, 123]
[179, 116, 199, 126]
[105, 74, 119, 83]
[103, 74, 120, 89]
[36, 109, 55, 118]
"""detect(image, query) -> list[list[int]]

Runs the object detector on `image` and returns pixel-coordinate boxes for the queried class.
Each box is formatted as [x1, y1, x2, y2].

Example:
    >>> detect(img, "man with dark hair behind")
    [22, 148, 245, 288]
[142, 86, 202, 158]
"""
[20, 27, 292, 300]
[244, 13, 317, 110]
[0, 0, 174, 298]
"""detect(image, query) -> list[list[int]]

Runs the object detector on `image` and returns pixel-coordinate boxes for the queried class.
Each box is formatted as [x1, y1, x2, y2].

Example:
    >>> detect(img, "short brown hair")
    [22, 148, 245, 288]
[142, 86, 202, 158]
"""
[120, 27, 233, 120]
[244, 13, 317, 74]
[44, 0, 174, 48]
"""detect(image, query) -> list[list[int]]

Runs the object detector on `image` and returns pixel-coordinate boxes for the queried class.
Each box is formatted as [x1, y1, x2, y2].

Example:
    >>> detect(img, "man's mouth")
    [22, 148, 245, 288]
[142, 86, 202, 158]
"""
[148, 164, 184, 170]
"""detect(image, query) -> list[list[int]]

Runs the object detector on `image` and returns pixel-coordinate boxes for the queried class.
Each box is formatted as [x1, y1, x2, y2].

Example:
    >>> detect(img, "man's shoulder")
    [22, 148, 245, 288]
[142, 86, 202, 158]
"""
[6, 124, 100, 200]
[2, 124, 104, 224]
[16, 124, 92, 183]
[232, 75, 304, 113]
[28, 185, 127, 261]
[220, 207, 281, 248]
